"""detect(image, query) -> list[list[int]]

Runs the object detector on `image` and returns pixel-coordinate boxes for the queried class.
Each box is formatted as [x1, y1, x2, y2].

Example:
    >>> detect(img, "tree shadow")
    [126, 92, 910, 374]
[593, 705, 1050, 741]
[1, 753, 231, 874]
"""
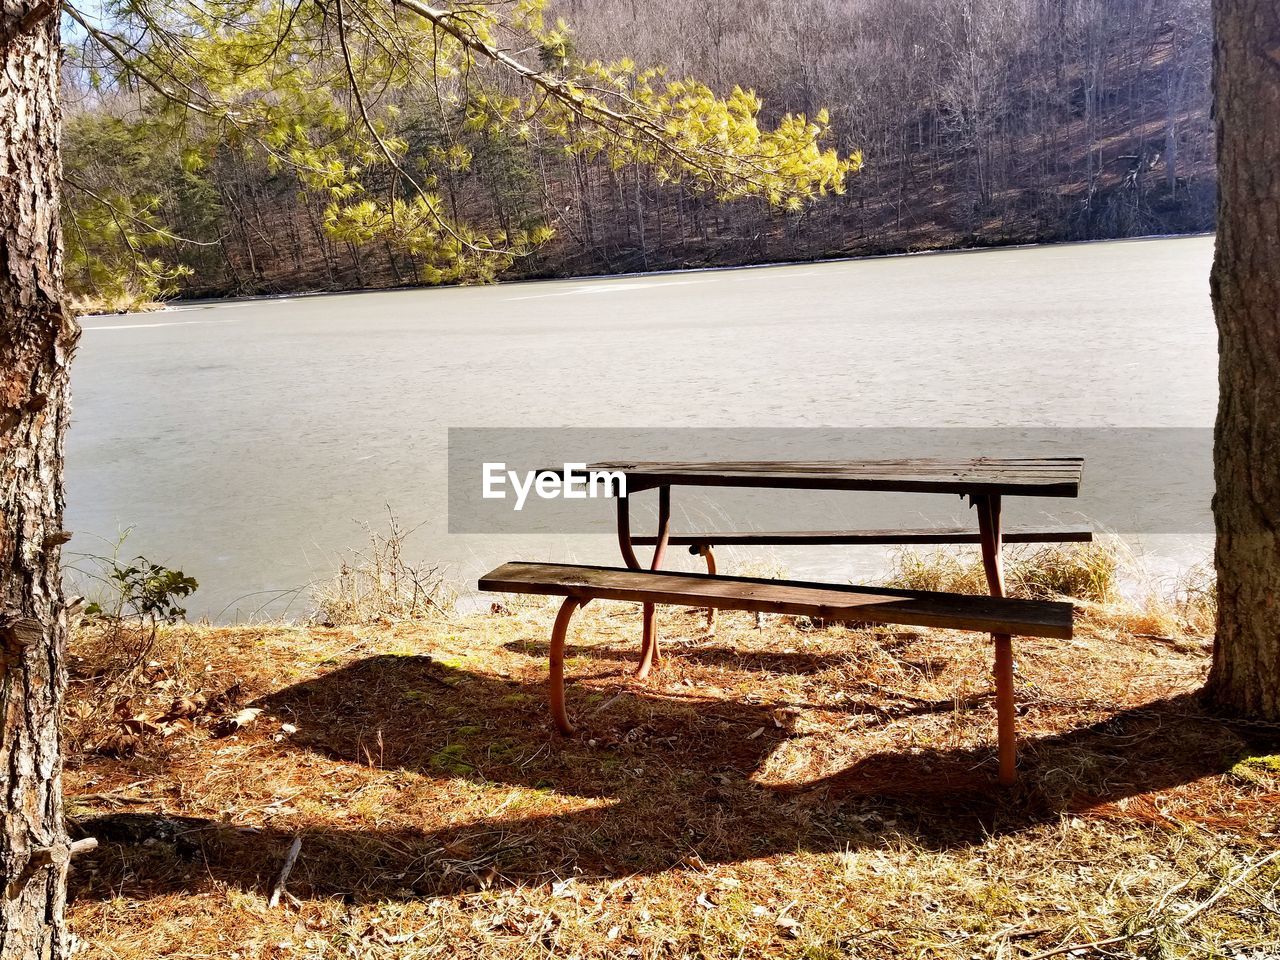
[504, 638, 979, 718]
[70, 655, 1255, 905]
[505, 638, 843, 674]
[504, 638, 948, 678]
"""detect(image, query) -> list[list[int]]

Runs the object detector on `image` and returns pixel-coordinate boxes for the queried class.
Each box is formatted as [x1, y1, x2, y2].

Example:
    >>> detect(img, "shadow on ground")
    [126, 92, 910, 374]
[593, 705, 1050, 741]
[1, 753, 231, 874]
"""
[504, 636, 950, 677]
[71, 653, 1257, 904]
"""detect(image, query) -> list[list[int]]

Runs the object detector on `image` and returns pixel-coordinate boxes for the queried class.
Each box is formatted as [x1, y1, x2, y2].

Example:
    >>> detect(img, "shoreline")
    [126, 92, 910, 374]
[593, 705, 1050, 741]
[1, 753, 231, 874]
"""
[77, 231, 1216, 318]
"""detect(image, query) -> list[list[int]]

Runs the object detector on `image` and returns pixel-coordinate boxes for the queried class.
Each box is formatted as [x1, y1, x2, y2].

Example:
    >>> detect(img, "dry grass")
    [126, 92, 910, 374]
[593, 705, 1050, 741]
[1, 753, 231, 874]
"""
[888, 539, 1218, 641]
[63, 585, 1279, 959]
[886, 540, 1124, 603]
[1082, 559, 1218, 645]
[311, 510, 453, 627]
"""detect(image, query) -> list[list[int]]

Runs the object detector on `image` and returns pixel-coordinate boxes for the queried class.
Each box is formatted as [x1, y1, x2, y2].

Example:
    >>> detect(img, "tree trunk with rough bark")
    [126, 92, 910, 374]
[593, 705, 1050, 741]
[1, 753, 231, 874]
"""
[1204, 0, 1280, 721]
[1, 2, 77, 956]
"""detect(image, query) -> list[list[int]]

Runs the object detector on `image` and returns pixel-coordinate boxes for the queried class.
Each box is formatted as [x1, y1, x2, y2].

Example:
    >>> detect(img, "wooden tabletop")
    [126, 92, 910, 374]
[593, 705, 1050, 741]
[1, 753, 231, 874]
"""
[586, 458, 1084, 497]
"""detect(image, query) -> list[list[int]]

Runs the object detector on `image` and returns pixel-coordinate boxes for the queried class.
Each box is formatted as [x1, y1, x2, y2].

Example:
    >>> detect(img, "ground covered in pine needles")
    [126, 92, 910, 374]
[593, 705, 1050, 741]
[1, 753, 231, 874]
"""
[64, 595, 1280, 959]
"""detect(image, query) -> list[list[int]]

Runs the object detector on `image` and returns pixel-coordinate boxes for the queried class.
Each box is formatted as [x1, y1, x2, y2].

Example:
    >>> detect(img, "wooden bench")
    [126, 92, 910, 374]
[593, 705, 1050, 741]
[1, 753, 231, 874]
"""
[630, 526, 1092, 629]
[629, 527, 1094, 548]
[479, 561, 1074, 785]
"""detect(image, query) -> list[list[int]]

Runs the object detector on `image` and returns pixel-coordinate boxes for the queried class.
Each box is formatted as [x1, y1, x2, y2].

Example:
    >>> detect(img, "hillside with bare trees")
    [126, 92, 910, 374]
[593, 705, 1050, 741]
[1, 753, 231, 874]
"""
[550, 0, 1214, 270]
[63, 0, 1213, 302]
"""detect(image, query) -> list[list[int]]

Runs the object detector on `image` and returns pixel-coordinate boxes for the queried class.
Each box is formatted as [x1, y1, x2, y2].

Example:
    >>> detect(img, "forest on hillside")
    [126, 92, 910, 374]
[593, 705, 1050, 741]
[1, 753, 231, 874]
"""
[63, 0, 1213, 305]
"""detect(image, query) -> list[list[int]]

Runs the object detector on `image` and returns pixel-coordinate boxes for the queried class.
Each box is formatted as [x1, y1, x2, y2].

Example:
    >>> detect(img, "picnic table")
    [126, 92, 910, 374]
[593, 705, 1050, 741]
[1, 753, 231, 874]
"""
[484, 457, 1086, 784]
[603, 457, 1086, 673]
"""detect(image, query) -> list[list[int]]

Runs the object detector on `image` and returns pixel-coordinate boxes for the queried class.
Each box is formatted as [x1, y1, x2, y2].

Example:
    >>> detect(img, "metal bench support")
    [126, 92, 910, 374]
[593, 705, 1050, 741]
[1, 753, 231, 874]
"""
[549, 596, 586, 735]
[613, 481, 1049, 784]
[975, 493, 1017, 786]
[480, 561, 1073, 786]
[695, 544, 717, 633]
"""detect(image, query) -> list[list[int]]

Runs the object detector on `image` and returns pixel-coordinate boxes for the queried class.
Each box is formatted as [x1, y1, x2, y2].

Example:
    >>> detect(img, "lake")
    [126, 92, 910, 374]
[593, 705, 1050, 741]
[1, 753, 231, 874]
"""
[69, 235, 1219, 620]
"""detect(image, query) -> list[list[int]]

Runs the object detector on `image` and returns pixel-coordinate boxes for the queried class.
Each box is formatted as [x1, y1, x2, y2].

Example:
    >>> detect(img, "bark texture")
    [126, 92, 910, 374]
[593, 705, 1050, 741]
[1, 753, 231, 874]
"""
[0, 2, 77, 956]
[1205, 0, 1280, 720]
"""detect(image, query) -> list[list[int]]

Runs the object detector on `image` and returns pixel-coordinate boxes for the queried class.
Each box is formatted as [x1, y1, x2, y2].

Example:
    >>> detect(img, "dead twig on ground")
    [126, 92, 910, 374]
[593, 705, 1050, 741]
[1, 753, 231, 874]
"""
[268, 836, 303, 908]
[1024, 848, 1280, 960]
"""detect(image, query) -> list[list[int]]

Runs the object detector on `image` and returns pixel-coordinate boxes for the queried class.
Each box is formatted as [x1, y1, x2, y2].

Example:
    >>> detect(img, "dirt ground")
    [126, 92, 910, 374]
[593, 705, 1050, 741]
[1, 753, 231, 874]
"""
[63, 600, 1280, 959]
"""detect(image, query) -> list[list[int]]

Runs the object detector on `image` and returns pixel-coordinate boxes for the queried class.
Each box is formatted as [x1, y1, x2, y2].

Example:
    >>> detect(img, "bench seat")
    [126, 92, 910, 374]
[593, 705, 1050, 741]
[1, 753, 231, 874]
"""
[479, 561, 1075, 784]
[627, 528, 1090, 634]
[629, 526, 1094, 547]
[479, 562, 1072, 638]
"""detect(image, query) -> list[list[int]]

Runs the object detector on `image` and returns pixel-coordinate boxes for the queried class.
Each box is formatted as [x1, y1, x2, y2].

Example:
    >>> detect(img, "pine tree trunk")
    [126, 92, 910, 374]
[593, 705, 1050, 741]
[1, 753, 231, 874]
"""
[1204, 0, 1280, 720]
[1, 3, 77, 956]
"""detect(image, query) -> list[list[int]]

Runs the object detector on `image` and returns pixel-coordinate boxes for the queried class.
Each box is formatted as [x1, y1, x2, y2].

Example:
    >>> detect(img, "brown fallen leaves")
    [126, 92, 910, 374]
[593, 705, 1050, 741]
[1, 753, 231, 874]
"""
[71, 650, 262, 756]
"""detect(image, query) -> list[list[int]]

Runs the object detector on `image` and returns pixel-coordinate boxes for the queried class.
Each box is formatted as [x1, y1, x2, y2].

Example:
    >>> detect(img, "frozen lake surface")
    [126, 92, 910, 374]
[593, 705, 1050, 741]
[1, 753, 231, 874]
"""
[69, 235, 1218, 620]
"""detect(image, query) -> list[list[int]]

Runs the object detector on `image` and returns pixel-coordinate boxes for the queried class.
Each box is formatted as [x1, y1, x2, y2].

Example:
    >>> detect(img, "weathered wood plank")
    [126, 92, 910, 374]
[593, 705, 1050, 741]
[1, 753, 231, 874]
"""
[478, 562, 1074, 639]
[629, 527, 1094, 546]
[590, 458, 1083, 472]
[574, 458, 1085, 497]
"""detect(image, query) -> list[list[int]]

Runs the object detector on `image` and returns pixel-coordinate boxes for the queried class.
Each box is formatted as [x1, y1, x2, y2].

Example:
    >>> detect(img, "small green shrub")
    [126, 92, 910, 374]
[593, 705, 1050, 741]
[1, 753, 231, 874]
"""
[66, 539, 200, 699]
[83, 558, 199, 623]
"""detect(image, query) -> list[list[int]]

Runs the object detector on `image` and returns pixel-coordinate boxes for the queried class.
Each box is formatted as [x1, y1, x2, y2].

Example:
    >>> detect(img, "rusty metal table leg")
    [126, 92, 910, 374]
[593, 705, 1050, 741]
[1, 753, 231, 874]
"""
[696, 544, 717, 634]
[549, 596, 587, 735]
[976, 494, 1006, 596]
[976, 493, 1017, 786]
[635, 486, 671, 679]
[617, 487, 671, 679]
[616, 494, 642, 571]
[991, 633, 1016, 784]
